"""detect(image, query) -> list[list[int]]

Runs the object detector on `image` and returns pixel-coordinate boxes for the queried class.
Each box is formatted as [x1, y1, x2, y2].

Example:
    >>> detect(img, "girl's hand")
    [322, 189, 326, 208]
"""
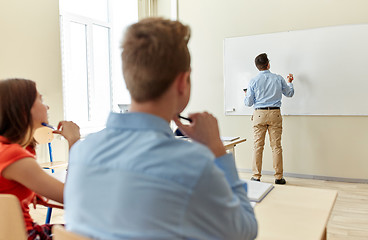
[53, 121, 80, 149]
[32, 194, 49, 209]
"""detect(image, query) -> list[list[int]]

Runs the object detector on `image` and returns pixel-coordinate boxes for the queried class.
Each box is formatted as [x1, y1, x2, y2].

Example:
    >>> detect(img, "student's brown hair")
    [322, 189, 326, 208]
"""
[255, 53, 269, 71]
[121, 17, 191, 102]
[0, 78, 37, 147]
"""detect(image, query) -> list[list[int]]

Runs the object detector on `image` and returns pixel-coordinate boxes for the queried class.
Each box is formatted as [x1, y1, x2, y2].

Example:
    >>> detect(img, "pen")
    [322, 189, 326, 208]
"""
[41, 122, 54, 129]
[178, 115, 192, 123]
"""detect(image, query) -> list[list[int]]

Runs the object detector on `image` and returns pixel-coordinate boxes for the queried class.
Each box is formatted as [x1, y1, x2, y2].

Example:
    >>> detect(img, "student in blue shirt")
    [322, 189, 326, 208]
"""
[244, 53, 294, 184]
[64, 18, 257, 240]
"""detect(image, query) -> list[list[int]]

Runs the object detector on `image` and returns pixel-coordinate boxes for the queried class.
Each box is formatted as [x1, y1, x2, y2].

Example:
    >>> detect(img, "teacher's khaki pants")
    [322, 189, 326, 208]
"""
[252, 109, 283, 180]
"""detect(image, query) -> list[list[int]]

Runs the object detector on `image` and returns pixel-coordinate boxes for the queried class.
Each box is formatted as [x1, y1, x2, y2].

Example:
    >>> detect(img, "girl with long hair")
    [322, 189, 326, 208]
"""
[0, 78, 80, 239]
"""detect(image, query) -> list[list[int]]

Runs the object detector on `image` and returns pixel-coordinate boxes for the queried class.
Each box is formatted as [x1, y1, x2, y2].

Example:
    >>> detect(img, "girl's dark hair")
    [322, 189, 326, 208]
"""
[0, 78, 37, 146]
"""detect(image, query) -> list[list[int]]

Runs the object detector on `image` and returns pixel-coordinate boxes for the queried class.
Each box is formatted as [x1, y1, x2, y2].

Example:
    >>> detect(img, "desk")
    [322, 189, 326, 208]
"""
[176, 137, 246, 158]
[254, 185, 337, 240]
[223, 138, 246, 158]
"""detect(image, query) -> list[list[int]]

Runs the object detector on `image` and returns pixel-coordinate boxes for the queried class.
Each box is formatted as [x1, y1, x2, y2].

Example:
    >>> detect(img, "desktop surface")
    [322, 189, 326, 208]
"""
[254, 185, 337, 240]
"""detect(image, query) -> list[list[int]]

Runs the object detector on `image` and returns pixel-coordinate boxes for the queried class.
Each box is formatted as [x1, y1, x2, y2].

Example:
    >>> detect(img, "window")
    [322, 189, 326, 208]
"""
[59, 0, 138, 135]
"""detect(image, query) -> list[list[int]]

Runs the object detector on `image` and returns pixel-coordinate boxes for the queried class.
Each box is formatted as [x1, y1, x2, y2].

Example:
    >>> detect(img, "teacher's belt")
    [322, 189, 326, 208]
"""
[255, 107, 280, 110]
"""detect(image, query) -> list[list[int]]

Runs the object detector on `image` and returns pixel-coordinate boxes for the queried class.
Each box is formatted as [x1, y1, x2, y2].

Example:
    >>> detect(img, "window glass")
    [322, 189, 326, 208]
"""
[91, 25, 111, 123]
[59, 0, 138, 134]
[60, 0, 108, 22]
[64, 22, 89, 123]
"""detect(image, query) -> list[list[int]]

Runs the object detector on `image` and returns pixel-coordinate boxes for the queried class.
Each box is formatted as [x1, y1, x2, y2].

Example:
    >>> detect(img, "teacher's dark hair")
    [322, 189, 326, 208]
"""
[0, 78, 37, 147]
[255, 53, 269, 71]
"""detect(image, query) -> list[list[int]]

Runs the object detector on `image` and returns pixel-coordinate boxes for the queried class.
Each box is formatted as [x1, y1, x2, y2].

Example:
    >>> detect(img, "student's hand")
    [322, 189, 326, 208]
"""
[53, 121, 80, 149]
[287, 73, 294, 83]
[174, 112, 226, 157]
[32, 194, 49, 209]
[32, 194, 64, 209]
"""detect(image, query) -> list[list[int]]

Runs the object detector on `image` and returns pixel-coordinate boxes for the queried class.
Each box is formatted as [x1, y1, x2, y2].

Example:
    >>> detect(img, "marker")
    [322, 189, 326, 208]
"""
[178, 115, 192, 123]
[243, 88, 247, 92]
[287, 74, 294, 81]
[41, 123, 54, 129]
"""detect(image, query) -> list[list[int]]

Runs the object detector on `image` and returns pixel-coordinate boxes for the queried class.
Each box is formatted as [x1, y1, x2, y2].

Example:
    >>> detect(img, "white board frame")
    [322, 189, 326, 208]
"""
[224, 24, 368, 116]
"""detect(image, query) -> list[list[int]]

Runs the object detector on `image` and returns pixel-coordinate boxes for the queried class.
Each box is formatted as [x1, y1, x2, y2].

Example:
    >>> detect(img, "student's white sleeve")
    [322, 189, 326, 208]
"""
[183, 153, 258, 240]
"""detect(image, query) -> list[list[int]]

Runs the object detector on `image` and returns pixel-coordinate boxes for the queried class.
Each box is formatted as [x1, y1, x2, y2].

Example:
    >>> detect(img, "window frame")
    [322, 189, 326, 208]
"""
[59, 0, 158, 135]
[59, 10, 113, 135]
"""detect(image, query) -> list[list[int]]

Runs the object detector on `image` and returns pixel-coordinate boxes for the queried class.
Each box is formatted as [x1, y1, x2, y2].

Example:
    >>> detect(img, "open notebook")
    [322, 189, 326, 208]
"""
[242, 179, 274, 203]
[220, 136, 240, 141]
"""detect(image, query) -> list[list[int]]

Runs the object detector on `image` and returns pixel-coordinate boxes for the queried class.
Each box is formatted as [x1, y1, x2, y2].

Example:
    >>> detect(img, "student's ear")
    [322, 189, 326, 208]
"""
[177, 71, 190, 95]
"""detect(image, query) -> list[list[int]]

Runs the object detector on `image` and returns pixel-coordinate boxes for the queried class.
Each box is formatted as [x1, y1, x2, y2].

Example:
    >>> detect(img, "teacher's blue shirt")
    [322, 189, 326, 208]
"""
[64, 112, 257, 240]
[244, 70, 294, 108]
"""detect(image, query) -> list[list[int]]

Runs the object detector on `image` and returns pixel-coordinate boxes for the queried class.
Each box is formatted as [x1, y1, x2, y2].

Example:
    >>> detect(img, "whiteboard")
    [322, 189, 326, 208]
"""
[224, 24, 368, 115]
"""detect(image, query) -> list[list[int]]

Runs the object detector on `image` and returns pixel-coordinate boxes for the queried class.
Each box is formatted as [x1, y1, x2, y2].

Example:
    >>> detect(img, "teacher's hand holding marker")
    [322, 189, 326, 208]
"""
[287, 73, 294, 83]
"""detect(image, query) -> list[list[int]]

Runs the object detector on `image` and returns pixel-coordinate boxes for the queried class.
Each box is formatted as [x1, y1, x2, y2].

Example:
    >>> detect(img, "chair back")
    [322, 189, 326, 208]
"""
[53, 225, 91, 240]
[34, 126, 54, 144]
[0, 194, 27, 240]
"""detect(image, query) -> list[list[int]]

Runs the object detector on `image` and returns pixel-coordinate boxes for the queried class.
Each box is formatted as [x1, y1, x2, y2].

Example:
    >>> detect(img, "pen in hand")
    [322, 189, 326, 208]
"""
[178, 115, 192, 123]
[42, 122, 54, 129]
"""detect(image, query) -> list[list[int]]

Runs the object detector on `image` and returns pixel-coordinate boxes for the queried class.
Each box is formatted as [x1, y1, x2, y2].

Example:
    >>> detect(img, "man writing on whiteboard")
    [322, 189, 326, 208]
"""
[244, 53, 294, 184]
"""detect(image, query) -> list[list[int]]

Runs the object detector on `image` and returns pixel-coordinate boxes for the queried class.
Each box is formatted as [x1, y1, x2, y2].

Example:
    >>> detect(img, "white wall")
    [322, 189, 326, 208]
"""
[0, 0, 63, 125]
[175, 0, 368, 180]
[0, 0, 66, 163]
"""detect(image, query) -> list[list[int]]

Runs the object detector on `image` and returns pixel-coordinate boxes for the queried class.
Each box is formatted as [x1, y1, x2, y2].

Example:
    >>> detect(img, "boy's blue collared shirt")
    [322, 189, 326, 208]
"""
[65, 112, 257, 240]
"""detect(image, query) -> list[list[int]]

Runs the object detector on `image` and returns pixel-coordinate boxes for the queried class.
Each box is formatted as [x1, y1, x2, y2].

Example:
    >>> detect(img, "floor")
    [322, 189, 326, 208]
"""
[30, 205, 64, 226]
[31, 173, 368, 239]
